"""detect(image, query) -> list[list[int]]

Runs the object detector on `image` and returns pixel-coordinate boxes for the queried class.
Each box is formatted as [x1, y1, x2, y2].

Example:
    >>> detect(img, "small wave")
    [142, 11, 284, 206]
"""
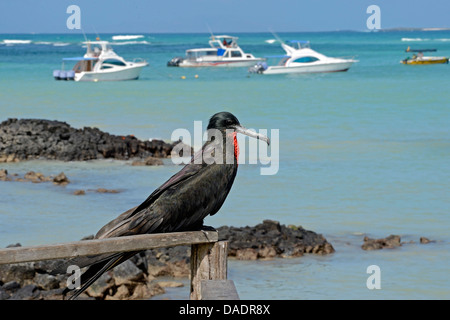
[401, 38, 430, 42]
[402, 37, 450, 42]
[112, 35, 145, 41]
[34, 41, 70, 46]
[111, 40, 150, 45]
[2, 39, 32, 44]
[265, 39, 277, 44]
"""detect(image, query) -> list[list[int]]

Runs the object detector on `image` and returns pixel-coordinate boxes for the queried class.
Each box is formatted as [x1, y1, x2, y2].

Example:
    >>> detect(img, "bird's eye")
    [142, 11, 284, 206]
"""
[226, 119, 233, 125]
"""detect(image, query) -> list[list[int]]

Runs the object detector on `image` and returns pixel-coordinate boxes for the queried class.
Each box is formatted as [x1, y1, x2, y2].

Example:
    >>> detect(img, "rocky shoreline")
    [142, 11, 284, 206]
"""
[0, 220, 436, 300]
[361, 234, 434, 250]
[0, 169, 70, 185]
[0, 169, 121, 195]
[0, 220, 334, 300]
[0, 118, 186, 162]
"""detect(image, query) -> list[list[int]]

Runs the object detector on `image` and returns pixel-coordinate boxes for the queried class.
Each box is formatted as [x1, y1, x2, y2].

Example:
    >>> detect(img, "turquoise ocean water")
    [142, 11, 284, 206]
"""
[0, 31, 449, 299]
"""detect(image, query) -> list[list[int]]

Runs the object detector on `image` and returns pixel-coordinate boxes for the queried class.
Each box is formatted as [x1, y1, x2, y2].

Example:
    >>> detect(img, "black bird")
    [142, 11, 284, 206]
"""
[58, 112, 270, 299]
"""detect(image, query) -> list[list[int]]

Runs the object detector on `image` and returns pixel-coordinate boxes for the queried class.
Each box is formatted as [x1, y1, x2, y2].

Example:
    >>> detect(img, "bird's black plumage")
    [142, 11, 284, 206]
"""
[57, 112, 269, 299]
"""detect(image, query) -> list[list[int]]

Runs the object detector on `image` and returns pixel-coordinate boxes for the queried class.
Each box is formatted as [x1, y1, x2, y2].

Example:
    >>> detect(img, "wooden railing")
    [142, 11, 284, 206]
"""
[0, 231, 239, 300]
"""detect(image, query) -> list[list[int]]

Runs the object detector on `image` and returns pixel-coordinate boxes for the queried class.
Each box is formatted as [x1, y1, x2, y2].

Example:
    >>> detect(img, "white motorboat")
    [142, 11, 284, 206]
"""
[53, 41, 148, 81]
[249, 40, 357, 75]
[167, 35, 265, 67]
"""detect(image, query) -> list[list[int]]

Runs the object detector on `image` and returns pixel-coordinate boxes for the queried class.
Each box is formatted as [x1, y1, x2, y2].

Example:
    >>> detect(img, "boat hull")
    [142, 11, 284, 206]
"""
[178, 58, 265, 68]
[401, 57, 449, 65]
[75, 63, 147, 81]
[262, 61, 355, 75]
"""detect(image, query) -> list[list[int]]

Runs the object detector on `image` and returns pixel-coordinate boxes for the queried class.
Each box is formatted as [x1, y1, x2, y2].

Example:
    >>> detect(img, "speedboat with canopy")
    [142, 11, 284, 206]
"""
[53, 41, 148, 81]
[401, 47, 449, 65]
[249, 40, 357, 75]
[167, 35, 265, 67]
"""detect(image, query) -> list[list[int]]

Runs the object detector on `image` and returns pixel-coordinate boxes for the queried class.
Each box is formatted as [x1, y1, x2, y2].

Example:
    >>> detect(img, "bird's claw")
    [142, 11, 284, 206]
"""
[201, 225, 217, 232]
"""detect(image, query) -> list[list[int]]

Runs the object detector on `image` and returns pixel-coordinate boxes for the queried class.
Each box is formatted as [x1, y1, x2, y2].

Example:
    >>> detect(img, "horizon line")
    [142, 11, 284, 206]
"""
[1, 27, 450, 35]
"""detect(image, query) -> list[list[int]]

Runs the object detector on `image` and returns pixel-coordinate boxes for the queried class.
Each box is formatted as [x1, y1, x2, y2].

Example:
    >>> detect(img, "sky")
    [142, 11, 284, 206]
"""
[0, 0, 449, 34]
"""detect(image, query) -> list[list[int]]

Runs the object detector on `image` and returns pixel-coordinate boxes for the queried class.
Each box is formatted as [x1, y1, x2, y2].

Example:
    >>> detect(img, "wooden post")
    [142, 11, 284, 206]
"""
[190, 241, 228, 300]
[200, 280, 240, 300]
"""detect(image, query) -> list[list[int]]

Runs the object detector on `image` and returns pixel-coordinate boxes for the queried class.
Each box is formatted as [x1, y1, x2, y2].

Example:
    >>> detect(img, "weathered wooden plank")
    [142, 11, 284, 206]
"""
[190, 241, 228, 300]
[0, 231, 218, 265]
[200, 280, 240, 300]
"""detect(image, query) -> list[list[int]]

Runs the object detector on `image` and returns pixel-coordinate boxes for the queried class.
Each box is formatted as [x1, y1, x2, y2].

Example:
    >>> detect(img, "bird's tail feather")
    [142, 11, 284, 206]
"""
[65, 251, 138, 300]
[51, 252, 122, 275]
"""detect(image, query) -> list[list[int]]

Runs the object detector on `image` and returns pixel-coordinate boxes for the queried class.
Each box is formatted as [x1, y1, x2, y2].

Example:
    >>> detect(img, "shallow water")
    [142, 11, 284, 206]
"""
[1, 31, 449, 299]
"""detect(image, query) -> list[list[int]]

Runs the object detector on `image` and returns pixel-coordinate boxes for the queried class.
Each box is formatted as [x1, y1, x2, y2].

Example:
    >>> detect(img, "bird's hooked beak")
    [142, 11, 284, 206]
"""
[233, 125, 270, 145]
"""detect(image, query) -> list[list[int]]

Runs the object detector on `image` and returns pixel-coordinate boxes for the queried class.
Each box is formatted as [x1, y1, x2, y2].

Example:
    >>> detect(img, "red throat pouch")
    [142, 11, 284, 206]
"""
[233, 132, 239, 164]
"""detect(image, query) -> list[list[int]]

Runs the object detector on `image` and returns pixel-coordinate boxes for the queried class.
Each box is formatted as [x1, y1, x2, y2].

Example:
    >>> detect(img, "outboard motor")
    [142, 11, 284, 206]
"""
[59, 71, 67, 80]
[66, 70, 75, 81]
[248, 62, 268, 74]
[167, 57, 184, 67]
[53, 70, 61, 80]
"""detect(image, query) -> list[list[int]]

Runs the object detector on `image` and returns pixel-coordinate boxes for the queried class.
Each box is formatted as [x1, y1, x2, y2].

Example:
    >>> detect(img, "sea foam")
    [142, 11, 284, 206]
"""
[2, 39, 32, 45]
[111, 40, 150, 45]
[112, 35, 145, 41]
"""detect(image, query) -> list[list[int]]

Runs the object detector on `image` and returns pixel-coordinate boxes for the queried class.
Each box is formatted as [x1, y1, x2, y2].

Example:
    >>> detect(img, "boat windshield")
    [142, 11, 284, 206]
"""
[230, 50, 242, 57]
[287, 40, 310, 50]
[210, 37, 237, 49]
[86, 42, 112, 57]
[187, 50, 217, 59]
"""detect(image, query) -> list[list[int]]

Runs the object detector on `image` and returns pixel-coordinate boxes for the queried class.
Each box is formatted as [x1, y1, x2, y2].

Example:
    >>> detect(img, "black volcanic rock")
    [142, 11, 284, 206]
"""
[218, 220, 335, 259]
[361, 235, 402, 250]
[0, 118, 183, 162]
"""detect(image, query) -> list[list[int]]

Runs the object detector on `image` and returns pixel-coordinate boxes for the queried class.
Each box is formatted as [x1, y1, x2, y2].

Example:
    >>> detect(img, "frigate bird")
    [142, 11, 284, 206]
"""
[60, 111, 270, 299]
